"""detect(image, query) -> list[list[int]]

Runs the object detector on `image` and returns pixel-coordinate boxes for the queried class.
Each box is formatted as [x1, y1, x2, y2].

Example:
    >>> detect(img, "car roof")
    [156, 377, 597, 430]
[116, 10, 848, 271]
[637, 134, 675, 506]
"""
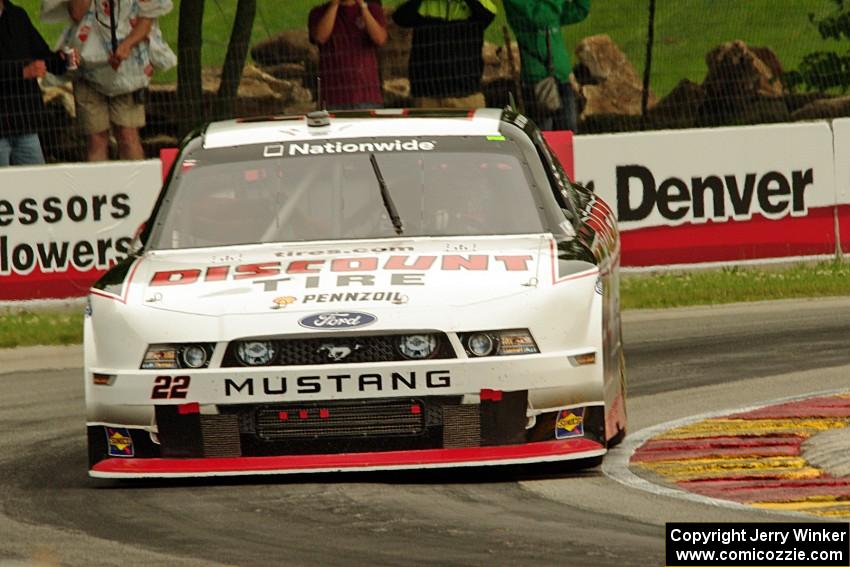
[202, 108, 506, 150]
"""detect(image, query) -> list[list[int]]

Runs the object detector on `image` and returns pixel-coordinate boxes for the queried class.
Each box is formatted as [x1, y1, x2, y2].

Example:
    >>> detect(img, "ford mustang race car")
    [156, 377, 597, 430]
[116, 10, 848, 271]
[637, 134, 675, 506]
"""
[85, 108, 626, 478]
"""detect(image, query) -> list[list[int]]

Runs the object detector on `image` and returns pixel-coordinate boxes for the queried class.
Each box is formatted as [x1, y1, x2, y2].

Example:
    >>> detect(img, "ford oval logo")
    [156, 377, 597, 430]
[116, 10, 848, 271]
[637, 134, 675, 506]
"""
[299, 311, 377, 331]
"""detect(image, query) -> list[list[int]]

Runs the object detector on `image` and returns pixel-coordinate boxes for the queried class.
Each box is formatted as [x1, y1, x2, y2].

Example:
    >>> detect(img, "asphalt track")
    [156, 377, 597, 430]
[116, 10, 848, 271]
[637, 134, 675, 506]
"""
[1, 297, 849, 567]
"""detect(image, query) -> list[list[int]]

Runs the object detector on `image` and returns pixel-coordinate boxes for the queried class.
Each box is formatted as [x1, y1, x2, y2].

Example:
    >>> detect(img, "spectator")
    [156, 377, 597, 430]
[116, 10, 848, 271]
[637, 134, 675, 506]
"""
[309, 0, 387, 110]
[503, 0, 590, 131]
[392, 0, 496, 109]
[65, 0, 173, 161]
[0, 0, 69, 167]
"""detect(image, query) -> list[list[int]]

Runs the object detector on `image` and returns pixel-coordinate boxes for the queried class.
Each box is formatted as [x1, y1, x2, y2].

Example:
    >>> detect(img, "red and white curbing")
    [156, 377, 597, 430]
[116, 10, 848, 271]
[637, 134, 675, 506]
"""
[603, 389, 850, 518]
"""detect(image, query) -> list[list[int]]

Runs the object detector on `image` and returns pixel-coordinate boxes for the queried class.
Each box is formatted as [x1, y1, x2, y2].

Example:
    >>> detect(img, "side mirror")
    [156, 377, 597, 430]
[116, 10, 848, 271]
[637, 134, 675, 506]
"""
[129, 222, 146, 255]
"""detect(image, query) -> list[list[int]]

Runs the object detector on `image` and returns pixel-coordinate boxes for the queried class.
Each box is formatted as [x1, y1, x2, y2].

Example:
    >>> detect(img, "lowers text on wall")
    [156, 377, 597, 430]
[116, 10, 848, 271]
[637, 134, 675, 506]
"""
[0, 161, 161, 300]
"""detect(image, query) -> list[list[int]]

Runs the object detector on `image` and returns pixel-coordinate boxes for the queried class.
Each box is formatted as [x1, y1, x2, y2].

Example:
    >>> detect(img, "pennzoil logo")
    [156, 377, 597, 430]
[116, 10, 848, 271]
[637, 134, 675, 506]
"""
[555, 408, 585, 439]
[105, 427, 135, 457]
[271, 296, 296, 309]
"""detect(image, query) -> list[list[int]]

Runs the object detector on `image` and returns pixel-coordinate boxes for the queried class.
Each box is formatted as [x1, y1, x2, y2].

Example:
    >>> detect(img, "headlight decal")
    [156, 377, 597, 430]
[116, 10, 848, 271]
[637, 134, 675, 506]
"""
[459, 329, 539, 357]
[141, 344, 214, 370]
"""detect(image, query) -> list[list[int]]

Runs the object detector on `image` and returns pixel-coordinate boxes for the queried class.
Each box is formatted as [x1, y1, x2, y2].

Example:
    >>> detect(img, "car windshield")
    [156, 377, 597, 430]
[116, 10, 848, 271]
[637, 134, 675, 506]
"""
[149, 136, 546, 250]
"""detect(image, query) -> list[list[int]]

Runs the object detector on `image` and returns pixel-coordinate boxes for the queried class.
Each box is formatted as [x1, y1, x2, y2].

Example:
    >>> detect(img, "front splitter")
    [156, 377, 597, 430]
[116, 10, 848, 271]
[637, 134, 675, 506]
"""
[90, 438, 606, 478]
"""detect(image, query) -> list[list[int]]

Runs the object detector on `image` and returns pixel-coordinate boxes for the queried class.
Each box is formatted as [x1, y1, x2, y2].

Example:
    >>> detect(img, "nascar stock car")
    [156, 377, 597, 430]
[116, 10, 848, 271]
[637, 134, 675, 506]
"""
[85, 107, 626, 478]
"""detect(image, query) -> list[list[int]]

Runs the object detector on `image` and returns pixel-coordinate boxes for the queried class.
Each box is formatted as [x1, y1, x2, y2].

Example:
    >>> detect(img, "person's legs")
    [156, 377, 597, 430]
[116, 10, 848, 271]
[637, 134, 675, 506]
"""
[9, 133, 46, 166]
[0, 138, 12, 167]
[114, 126, 144, 160]
[110, 90, 146, 160]
[87, 131, 110, 161]
[74, 79, 112, 161]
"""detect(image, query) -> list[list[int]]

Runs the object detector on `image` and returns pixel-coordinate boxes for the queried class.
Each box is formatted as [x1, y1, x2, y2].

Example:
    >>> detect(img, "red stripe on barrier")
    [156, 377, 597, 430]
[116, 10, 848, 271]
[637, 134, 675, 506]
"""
[91, 438, 604, 476]
[839, 204, 850, 255]
[620, 206, 838, 267]
[0, 269, 104, 301]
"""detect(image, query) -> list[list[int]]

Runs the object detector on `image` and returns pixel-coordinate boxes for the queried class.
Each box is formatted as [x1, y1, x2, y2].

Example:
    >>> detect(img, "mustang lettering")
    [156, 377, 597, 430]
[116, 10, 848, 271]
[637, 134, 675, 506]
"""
[223, 370, 452, 397]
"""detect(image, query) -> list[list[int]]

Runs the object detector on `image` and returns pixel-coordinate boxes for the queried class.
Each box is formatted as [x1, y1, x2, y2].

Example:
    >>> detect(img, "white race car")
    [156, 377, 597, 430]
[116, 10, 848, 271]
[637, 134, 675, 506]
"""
[85, 108, 626, 478]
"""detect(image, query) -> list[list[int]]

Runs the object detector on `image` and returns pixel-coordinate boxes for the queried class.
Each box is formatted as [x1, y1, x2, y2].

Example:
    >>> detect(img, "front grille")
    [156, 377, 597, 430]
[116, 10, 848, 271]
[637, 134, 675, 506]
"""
[222, 334, 455, 367]
[443, 404, 481, 448]
[254, 399, 426, 440]
[200, 414, 242, 457]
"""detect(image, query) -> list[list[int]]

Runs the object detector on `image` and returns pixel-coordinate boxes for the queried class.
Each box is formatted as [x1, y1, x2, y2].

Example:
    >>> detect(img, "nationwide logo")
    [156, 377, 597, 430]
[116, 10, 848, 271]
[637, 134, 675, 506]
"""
[299, 311, 377, 330]
[555, 408, 585, 439]
[269, 139, 437, 157]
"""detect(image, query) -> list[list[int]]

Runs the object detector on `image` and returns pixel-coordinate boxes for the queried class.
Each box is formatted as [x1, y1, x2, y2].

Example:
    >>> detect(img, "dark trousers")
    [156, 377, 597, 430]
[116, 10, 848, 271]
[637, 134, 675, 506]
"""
[521, 81, 578, 132]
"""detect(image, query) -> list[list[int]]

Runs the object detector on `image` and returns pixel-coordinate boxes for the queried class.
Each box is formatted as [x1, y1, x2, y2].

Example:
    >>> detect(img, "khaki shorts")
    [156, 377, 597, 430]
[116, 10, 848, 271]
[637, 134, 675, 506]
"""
[74, 79, 146, 135]
[412, 93, 487, 109]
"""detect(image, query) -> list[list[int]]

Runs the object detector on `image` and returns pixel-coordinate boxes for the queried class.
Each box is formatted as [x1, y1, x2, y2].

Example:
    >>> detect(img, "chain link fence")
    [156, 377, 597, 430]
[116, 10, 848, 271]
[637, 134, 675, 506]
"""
[3, 0, 850, 164]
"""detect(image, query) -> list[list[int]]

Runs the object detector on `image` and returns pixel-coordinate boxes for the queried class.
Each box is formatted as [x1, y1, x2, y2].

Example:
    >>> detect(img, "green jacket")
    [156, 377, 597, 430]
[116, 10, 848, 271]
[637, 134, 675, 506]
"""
[503, 0, 590, 83]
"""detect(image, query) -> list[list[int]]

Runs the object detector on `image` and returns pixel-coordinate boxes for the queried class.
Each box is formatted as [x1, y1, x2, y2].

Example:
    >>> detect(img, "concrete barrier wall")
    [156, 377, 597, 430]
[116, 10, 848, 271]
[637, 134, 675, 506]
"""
[573, 122, 839, 267]
[0, 160, 160, 300]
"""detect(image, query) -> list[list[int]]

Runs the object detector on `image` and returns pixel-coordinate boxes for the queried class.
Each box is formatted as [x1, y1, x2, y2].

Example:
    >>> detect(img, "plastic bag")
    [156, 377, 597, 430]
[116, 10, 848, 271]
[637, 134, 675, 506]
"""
[533, 75, 562, 113]
[148, 23, 177, 72]
[40, 0, 70, 24]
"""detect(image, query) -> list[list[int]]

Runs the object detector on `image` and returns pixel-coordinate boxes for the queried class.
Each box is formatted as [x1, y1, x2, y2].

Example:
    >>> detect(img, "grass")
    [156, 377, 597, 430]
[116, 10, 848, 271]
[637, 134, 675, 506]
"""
[621, 259, 850, 310]
[0, 306, 84, 349]
[1, 260, 848, 348]
[17, 0, 843, 96]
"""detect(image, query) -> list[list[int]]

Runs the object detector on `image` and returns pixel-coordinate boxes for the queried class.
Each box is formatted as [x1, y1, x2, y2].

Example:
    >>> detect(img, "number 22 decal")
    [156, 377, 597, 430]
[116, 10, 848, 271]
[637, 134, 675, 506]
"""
[151, 375, 190, 399]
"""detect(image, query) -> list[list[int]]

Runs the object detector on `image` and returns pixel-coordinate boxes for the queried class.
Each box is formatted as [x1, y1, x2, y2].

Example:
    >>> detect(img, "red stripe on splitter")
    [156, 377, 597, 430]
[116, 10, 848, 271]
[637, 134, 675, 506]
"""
[91, 439, 603, 475]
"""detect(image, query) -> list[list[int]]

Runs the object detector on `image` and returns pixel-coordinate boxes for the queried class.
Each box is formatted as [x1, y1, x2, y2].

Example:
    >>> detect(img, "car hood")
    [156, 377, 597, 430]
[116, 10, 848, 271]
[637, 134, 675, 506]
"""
[131, 235, 578, 316]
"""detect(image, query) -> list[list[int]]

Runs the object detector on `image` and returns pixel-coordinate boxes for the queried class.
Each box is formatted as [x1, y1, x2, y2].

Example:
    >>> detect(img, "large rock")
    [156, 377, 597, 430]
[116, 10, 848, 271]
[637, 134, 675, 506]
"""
[39, 83, 86, 162]
[649, 79, 704, 129]
[145, 64, 314, 136]
[379, 7, 412, 80]
[264, 62, 307, 82]
[573, 34, 655, 117]
[699, 40, 788, 126]
[481, 40, 521, 84]
[251, 29, 319, 68]
[703, 40, 784, 99]
[481, 40, 522, 107]
[42, 84, 76, 119]
[142, 134, 180, 158]
[791, 95, 850, 121]
[382, 77, 411, 107]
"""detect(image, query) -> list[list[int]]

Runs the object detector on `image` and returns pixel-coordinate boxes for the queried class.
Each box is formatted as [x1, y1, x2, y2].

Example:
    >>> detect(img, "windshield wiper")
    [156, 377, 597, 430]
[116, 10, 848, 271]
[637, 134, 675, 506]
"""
[369, 153, 404, 235]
